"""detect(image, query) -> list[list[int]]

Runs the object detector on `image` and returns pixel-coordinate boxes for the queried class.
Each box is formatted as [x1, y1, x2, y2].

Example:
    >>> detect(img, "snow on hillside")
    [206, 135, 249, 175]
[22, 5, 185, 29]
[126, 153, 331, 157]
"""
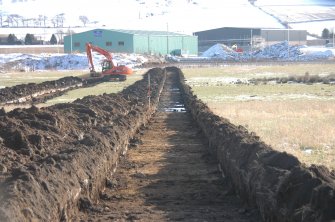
[201, 41, 335, 61]
[1, 0, 334, 37]
[255, 0, 335, 35]
[0, 0, 283, 36]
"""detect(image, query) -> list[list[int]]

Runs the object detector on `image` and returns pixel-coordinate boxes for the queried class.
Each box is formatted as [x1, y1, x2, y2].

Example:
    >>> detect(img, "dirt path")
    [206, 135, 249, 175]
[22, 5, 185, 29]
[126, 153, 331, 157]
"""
[77, 71, 260, 221]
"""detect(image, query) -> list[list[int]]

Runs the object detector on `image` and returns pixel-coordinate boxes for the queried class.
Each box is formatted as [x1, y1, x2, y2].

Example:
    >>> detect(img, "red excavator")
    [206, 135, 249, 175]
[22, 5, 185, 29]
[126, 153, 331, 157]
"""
[85, 43, 133, 81]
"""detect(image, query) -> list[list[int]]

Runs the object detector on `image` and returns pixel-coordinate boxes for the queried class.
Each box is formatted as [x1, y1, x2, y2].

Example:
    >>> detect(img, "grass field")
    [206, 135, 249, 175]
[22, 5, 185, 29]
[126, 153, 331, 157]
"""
[0, 69, 146, 110]
[0, 71, 86, 88]
[183, 64, 335, 170]
[44, 74, 144, 106]
[1, 64, 334, 169]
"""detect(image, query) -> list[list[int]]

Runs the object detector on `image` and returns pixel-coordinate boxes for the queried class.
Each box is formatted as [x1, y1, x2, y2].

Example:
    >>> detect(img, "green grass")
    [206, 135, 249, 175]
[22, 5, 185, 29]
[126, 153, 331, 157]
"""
[191, 84, 335, 102]
[0, 71, 86, 88]
[43, 73, 144, 106]
[1, 70, 147, 110]
[183, 63, 335, 79]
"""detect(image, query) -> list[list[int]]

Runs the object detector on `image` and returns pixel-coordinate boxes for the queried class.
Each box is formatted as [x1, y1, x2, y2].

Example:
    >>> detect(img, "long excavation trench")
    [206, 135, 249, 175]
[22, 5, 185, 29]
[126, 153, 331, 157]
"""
[1, 68, 333, 221]
[76, 71, 261, 221]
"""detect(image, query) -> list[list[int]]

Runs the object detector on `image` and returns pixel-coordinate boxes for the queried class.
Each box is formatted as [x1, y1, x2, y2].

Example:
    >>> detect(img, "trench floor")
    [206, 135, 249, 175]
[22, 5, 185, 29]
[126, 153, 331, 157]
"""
[78, 72, 260, 221]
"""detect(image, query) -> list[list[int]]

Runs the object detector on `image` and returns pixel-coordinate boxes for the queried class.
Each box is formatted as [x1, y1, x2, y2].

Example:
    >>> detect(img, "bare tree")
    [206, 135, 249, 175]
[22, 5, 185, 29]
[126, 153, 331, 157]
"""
[55, 13, 65, 27]
[22, 18, 34, 27]
[50, 18, 56, 27]
[79, 15, 89, 27]
[22, 18, 30, 27]
[37, 15, 44, 27]
[21, 17, 27, 27]
[7, 14, 18, 27]
[0, 11, 3, 27]
[66, 27, 75, 35]
[33, 15, 47, 27]
[33, 18, 39, 27]
[56, 29, 64, 43]
[8, 14, 21, 27]
[42, 15, 48, 27]
[5, 15, 14, 27]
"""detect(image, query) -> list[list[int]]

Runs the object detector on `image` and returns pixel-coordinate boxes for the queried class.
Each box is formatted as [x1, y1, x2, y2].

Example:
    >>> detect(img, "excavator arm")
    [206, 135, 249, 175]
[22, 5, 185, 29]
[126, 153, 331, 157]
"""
[86, 43, 115, 73]
[85, 42, 133, 80]
[86, 43, 95, 73]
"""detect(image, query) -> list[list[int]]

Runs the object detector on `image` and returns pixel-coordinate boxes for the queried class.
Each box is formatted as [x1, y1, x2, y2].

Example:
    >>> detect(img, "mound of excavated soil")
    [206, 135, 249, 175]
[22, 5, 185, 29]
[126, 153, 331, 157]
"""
[172, 66, 335, 222]
[0, 75, 119, 106]
[1, 66, 334, 222]
[0, 68, 166, 221]
[0, 76, 83, 104]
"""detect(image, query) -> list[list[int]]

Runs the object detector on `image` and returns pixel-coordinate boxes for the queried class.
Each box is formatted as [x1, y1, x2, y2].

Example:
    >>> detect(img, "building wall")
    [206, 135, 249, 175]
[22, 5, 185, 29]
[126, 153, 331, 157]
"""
[165, 35, 198, 55]
[133, 35, 198, 55]
[194, 27, 308, 53]
[261, 29, 307, 45]
[133, 35, 168, 54]
[64, 29, 134, 53]
[195, 27, 261, 53]
[64, 29, 198, 55]
[195, 27, 261, 42]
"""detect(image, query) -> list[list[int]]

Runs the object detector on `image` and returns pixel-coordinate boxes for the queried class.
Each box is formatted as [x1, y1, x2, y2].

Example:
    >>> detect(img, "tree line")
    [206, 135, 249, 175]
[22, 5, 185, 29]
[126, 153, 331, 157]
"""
[322, 28, 335, 39]
[0, 12, 91, 28]
[3, 33, 58, 45]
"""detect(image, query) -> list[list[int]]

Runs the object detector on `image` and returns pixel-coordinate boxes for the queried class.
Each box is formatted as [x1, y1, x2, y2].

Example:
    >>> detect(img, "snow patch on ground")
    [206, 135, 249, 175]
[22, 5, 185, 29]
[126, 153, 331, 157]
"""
[201, 41, 335, 61]
[0, 52, 148, 71]
[187, 77, 250, 86]
[1, 41, 334, 73]
[204, 93, 335, 102]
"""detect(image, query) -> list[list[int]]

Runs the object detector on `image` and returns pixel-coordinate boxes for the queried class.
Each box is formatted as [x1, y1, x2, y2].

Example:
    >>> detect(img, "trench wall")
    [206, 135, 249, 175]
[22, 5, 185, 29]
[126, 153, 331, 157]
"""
[0, 68, 166, 221]
[170, 66, 335, 222]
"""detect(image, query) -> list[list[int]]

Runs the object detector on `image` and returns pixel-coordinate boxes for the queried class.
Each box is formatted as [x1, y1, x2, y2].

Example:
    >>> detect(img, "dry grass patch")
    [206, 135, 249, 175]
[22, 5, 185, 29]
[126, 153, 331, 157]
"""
[208, 101, 335, 170]
[184, 64, 335, 170]
[0, 71, 86, 88]
[183, 63, 335, 79]
[1, 70, 146, 110]
[43, 73, 144, 106]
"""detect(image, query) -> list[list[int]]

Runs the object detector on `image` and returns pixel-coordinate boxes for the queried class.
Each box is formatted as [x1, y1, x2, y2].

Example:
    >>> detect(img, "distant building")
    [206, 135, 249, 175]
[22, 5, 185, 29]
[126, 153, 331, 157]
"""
[64, 29, 198, 55]
[261, 29, 307, 45]
[194, 27, 307, 53]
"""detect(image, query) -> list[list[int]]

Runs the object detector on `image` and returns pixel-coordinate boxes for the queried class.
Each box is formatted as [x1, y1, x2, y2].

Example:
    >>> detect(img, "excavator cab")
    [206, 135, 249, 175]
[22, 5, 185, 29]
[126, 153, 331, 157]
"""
[101, 60, 113, 72]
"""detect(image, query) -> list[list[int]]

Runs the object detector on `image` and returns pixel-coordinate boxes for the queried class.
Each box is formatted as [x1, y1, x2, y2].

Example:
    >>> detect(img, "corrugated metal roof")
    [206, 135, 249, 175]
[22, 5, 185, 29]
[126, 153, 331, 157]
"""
[108, 29, 189, 36]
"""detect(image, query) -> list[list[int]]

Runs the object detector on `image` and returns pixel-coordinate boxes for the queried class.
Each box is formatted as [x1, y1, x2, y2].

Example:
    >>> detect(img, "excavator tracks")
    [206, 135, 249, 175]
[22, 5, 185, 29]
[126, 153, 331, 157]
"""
[77, 71, 260, 221]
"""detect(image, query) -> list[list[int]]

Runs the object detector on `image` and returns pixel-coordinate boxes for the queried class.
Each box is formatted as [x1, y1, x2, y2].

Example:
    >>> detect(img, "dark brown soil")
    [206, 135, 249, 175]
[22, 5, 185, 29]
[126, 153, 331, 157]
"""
[175, 66, 335, 222]
[0, 75, 110, 106]
[0, 67, 334, 222]
[76, 70, 260, 221]
[0, 68, 166, 221]
[250, 73, 335, 84]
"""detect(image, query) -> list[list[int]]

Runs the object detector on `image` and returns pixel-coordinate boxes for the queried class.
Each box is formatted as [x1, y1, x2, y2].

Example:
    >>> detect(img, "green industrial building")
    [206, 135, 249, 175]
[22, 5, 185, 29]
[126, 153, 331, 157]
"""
[64, 29, 198, 55]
